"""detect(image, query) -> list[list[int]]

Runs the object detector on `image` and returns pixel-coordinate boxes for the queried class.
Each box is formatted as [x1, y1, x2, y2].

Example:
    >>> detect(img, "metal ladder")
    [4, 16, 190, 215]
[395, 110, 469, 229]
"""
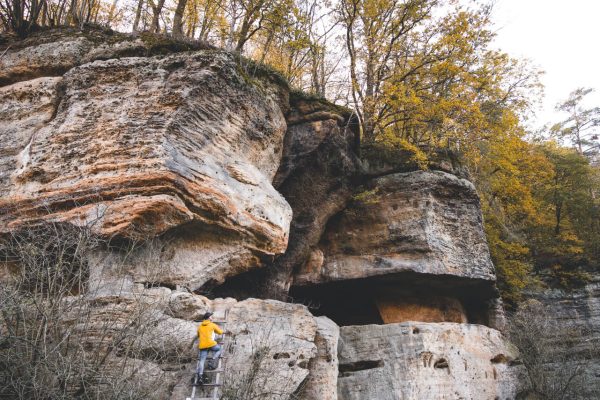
[187, 310, 229, 400]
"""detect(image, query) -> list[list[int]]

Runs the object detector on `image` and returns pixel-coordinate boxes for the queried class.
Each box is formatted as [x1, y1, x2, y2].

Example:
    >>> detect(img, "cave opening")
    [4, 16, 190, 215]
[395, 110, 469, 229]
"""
[288, 272, 498, 327]
[197, 266, 270, 300]
[205, 268, 498, 328]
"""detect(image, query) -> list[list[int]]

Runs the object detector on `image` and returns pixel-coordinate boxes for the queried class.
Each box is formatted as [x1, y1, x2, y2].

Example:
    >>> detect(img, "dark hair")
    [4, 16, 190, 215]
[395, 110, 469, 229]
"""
[201, 312, 213, 320]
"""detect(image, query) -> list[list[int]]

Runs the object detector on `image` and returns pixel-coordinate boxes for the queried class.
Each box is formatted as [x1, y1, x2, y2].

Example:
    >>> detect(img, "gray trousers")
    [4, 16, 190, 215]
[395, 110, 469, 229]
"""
[196, 344, 222, 376]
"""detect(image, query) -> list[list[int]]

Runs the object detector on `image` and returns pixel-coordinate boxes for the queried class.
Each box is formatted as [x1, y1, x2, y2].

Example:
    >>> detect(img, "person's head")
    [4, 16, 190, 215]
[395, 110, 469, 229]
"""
[201, 311, 213, 321]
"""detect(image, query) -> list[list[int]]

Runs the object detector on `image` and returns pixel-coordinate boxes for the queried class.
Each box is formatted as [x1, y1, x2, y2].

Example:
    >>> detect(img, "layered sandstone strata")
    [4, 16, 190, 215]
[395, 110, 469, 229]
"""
[294, 170, 495, 285]
[530, 276, 600, 398]
[0, 33, 295, 288]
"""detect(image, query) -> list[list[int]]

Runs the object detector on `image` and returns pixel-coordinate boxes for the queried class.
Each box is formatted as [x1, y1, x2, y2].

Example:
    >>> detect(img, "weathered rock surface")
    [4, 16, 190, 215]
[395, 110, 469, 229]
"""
[105, 291, 321, 400]
[375, 293, 468, 324]
[215, 299, 318, 399]
[295, 170, 495, 285]
[300, 316, 340, 400]
[529, 276, 600, 398]
[0, 40, 295, 288]
[338, 322, 521, 400]
[0, 28, 212, 86]
[1, 51, 291, 249]
[257, 95, 362, 298]
[57, 282, 324, 400]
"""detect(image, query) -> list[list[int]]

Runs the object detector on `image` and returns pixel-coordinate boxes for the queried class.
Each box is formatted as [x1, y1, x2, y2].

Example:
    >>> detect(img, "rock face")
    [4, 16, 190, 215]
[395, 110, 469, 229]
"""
[53, 283, 328, 400]
[531, 276, 600, 398]
[300, 317, 340, 400]
[260, 95, 362, 297]
[338, 323, 520, 400]
[0, 29, 524, 400]
[0, 31, 293, 289]
[294, 171, 495, 285]
[1, 51, 290, 249]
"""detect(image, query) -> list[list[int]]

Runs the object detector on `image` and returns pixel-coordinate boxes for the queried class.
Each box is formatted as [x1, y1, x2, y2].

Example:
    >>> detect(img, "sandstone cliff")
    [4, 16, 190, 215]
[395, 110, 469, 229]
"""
[1, 28, 523, 400]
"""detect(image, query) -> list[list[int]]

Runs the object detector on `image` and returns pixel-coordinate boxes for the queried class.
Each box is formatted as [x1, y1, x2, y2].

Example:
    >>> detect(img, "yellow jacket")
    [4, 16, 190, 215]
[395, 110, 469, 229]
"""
[197, 320, 223, 349]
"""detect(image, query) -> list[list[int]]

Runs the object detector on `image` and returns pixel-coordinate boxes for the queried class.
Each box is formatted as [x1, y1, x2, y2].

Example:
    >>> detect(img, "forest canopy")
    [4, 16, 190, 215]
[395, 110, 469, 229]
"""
[1, 0, 599, 304]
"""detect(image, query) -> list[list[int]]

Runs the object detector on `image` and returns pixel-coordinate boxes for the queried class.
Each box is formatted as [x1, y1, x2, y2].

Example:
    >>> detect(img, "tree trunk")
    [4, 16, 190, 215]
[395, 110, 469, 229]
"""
[555, 201, 562, 235]
[234, 17, 252, 53]
[172, 0, 188, 37]
[132, 0, 144, 31]
[149, 0, 165, 33]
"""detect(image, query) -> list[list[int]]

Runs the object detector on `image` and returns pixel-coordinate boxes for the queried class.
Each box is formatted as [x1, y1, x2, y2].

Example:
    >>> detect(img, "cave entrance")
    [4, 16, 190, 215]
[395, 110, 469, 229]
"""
[201, 268, 499, 328]
[288, 272, 498, 327]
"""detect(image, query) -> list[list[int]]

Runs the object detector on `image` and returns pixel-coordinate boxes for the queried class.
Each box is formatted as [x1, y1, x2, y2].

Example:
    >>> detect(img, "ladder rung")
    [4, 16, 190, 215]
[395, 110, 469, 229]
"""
[200, 383, 222, 387]
[204, 369, 224, 373]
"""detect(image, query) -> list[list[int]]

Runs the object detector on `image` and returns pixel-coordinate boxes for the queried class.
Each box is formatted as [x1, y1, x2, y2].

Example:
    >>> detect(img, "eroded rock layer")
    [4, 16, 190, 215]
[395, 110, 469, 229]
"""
[1, 51, 291, 252]
[295, 170, 495, 284]
[532, 277, 600, 398]
[338, 323, 521, 400]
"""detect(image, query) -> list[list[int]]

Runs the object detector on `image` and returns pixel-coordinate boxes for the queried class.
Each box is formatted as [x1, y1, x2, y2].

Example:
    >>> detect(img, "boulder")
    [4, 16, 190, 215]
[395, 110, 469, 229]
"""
[0, 49, 293, 288]
[295, 171, 495, 285]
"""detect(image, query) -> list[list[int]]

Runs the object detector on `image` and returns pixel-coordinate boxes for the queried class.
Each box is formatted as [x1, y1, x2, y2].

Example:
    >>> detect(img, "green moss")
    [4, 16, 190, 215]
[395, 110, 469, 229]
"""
[232, 54, 290, 91]
[137, 31, 210, 55]
[289, 89, 353, 118]
[351, 188, 380, 206]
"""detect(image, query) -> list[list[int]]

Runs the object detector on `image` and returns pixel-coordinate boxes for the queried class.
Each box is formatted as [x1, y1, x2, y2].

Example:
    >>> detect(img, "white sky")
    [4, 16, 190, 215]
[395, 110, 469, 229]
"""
[491, 0, 600, 129]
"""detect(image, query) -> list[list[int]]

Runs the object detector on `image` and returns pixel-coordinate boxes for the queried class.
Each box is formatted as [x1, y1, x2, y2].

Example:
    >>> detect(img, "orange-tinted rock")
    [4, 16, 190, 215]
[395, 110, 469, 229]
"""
[375, 294, 467, 324]
[0, 51, 292, 255]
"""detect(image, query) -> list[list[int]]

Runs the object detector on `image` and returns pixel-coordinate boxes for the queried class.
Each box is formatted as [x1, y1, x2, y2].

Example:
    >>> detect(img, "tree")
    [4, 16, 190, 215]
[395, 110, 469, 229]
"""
[339, 0, 435, 143]
[0, 0, 45, 36]
[171, 0, 187, 36]
[551, 87, 600, 159]
[148, 0, 166, 32]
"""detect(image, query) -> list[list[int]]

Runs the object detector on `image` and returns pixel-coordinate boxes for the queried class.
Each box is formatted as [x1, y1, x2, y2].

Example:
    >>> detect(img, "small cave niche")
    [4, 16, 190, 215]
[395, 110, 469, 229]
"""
[339, 360, 384, 376]
[197, 267, 270, 300]
[289, 272, 498, 327]
[143, 281, 177, 290]
[199, 264, 499, 329]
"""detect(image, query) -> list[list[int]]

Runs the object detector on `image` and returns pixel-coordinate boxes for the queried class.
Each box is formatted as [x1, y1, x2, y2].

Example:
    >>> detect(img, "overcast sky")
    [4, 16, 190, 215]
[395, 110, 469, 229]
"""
[491, 0, 600, 129]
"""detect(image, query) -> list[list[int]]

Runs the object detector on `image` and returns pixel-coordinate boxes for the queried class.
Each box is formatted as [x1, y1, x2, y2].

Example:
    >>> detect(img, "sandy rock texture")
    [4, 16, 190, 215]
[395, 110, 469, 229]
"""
[300, 316, 340, 400]
[110, 291, 330, 400]
[295, 170, 495, 285]
[338, 322, 521, 400]
[54, 283, 332, 400]
[0, 35, 294, 288]
[259, 95, 362, 297]
[0, 28, 212, 86]
[1, 51, 291, 248]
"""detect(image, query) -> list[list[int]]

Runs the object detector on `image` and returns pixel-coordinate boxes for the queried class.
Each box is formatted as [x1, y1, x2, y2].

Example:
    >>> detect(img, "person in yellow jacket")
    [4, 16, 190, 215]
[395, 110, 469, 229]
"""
[194, 311, 223, 384]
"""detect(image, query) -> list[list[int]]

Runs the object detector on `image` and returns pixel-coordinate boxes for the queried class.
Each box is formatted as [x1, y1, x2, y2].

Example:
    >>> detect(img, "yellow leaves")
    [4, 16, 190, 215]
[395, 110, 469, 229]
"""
[352, 187, 380, 205]
[485, 222, 534, 304]
[378, 130, 429, 169]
